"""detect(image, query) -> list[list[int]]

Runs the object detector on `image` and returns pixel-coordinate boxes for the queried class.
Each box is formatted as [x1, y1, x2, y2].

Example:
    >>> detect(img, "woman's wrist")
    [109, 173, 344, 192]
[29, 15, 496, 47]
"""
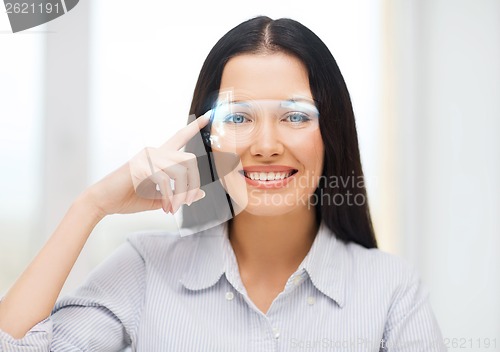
[73, 188, 107, 225]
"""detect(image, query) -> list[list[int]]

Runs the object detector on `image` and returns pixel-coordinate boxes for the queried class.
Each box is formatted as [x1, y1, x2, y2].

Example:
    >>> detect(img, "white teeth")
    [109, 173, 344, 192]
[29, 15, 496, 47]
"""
[245, 171, 294, 181]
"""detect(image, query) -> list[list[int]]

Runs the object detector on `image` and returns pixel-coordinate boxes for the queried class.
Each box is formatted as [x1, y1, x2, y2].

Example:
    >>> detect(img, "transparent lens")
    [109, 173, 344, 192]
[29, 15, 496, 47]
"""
[208, 99, 319, 149]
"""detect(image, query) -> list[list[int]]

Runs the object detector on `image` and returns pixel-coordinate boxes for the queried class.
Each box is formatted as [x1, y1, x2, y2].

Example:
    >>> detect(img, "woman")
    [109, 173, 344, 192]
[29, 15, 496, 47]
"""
[0, 16, 445, 351]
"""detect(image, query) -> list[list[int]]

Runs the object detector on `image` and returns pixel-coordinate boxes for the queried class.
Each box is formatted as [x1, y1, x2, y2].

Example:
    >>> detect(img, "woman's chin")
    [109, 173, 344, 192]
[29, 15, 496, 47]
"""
[230, 194, 311, 218]
[238, 206, 292, 217]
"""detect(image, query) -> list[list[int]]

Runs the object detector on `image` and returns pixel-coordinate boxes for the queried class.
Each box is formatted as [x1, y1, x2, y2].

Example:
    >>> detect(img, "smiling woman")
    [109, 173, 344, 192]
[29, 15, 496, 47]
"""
[0, 16, 446, 351]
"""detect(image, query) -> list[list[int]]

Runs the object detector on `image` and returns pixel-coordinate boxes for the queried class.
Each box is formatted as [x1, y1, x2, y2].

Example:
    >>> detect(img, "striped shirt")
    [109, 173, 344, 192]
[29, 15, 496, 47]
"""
[0, 222, 446, 351]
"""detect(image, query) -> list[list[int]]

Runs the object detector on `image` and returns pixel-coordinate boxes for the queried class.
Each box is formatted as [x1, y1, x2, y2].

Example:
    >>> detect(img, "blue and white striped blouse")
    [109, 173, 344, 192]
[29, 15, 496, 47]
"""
[0, 222, 447, 351]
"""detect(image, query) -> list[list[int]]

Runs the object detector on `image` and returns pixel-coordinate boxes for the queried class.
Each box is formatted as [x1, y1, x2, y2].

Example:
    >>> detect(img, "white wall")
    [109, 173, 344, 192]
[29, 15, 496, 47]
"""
[420, 0, 500, 341]
[385, 0, 500, 344]
[0, 12, 44, 295]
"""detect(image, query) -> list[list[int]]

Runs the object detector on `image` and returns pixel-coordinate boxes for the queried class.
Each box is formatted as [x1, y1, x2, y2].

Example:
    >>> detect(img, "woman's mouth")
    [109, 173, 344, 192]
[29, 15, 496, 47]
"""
[237, 168, 298, 189]
[242, 170, 297, 181]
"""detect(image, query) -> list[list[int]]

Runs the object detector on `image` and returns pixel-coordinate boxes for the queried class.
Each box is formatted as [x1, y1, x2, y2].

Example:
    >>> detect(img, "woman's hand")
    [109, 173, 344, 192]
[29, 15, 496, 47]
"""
[84, 113, 210, 217]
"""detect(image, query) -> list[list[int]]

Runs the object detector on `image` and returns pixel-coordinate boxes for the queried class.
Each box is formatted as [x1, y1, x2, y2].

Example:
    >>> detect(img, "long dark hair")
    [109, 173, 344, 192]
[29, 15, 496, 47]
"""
[185, 16, 377, 249]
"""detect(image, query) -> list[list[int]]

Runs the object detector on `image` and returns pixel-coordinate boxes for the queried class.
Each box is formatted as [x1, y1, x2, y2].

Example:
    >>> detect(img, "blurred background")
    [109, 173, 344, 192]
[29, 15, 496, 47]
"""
[1, 0, 499, 349]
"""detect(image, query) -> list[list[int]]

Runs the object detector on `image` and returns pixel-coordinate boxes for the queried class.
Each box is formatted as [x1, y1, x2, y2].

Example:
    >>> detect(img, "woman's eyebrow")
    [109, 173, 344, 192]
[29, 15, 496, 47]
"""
[281, 100, 319, 114]
[217, 100, 251, 108]
[230, 101, 251, 107]
[225, 97, 315, 103]
[287, 97, 317, 104]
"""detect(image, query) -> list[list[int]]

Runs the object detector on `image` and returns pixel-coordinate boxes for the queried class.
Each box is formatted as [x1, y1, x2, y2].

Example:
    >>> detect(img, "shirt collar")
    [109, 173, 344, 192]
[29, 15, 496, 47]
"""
[299, 222, 346, 308]
[178, 224, 226, 291]
[179, 221, 346, 308]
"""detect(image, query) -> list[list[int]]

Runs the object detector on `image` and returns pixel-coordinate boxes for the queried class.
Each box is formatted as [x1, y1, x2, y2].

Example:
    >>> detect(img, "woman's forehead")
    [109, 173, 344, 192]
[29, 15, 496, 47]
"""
[215, 89, 315, 105]
[219, 53, 313, 101]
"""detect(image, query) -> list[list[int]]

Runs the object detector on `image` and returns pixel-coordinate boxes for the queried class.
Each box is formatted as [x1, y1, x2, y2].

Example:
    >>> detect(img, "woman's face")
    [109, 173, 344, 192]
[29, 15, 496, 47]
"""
[211, 53, 324, 217]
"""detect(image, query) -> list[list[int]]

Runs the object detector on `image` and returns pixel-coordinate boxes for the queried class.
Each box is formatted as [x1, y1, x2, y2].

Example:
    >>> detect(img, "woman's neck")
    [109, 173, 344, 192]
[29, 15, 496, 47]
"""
[228, 207, 318, 278]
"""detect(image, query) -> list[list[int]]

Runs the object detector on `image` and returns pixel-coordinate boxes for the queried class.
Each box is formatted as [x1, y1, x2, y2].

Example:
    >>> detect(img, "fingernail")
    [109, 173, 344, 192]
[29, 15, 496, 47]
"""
[194, 190, 206, 202]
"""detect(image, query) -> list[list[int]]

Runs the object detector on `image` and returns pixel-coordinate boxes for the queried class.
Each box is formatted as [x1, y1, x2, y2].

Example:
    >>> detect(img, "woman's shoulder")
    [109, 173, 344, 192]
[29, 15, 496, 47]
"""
[337, 237, 424, 296]
[317, 224, 419, 285]
[345, 240, 416, 274]
[124, 224, 224, 266]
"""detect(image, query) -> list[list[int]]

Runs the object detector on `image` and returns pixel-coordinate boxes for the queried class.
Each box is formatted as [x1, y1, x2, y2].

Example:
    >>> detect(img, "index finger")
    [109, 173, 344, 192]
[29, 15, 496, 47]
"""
[163, 111, 211, 150]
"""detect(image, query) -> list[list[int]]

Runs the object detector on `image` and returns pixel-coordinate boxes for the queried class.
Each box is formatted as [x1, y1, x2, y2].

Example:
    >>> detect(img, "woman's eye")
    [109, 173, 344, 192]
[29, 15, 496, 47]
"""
[224, 114, 248, 124]
[285, 113, 311, 123]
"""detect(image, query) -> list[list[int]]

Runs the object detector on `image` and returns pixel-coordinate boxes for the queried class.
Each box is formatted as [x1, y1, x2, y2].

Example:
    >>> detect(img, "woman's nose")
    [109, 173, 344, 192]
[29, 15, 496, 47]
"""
[249, 122, 284, 157]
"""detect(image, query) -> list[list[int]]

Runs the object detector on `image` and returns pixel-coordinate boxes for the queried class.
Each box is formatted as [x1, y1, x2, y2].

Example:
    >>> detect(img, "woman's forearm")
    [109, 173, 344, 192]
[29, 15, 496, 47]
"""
[0, 192, 104, 339]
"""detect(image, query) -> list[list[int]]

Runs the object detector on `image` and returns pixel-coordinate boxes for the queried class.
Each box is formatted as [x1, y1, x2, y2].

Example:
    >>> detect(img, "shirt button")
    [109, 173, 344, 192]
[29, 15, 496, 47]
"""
[225, 291, 234, 301]
[272, 327, 280, 339]
[293, 276, 302, 285]
[307, 296, 316, 305]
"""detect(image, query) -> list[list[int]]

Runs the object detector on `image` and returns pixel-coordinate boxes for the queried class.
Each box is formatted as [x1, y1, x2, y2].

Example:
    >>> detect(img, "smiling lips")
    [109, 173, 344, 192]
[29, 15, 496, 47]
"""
[244, 171, 295, 181]
[237, 166, 298, 189]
